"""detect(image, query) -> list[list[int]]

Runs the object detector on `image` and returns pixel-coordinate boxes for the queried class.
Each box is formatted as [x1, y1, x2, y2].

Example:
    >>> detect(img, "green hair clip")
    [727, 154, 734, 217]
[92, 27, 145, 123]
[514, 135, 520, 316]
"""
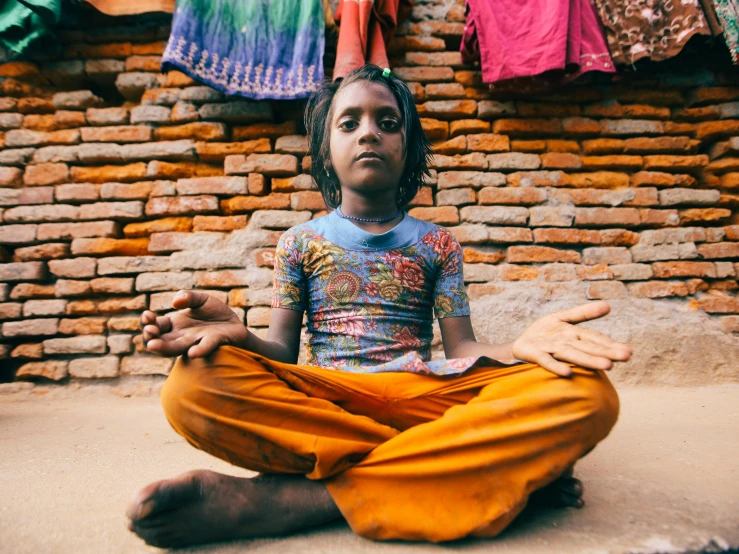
[382, 67, 391, 79]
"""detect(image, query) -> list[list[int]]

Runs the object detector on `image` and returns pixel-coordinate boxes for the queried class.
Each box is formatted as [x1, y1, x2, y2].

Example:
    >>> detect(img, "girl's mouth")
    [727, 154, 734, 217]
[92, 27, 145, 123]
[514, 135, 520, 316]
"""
[356, 152, 383, 161]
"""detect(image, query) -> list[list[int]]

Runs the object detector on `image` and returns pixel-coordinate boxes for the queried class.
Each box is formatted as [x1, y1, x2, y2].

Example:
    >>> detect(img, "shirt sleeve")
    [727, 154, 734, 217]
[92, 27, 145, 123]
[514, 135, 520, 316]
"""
[432, 229, 471, 319]
[271, 228, 307, 312]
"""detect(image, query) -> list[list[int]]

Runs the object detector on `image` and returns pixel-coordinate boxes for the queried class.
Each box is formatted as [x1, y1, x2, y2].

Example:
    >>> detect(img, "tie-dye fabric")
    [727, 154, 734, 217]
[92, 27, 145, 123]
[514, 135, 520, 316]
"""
[162, 0, 325, 99]
[271, 211, 489, 376]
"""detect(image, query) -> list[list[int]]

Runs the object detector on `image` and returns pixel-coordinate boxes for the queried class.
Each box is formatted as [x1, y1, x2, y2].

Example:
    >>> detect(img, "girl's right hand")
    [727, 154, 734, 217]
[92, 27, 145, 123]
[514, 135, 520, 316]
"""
[140, 290, 248, 358]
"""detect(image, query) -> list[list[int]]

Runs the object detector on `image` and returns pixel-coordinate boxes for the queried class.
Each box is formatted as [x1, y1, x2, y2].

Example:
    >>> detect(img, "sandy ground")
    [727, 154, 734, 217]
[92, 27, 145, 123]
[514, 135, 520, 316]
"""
[0, 383, 737, 554]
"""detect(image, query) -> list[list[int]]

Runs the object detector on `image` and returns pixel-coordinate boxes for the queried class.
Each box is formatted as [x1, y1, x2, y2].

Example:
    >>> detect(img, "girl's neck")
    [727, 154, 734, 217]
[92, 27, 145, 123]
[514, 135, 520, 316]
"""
[338, 193, 403, 234]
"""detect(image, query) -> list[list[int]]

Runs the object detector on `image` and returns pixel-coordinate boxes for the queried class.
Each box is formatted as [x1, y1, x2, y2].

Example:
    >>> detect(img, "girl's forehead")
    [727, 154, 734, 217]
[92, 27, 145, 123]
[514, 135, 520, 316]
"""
[333, 81, 401, 114]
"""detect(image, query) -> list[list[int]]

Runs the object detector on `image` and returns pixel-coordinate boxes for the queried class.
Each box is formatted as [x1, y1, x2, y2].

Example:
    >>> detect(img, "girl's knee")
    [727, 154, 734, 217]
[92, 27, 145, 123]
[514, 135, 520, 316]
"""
[160, 354, 214, 427]
[571, 369, 620, 438]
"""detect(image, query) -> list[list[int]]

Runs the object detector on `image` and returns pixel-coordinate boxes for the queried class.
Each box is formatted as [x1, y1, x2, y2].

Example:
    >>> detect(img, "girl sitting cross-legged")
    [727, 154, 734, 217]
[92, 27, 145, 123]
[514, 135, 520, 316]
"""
[126, 64, 631, 549]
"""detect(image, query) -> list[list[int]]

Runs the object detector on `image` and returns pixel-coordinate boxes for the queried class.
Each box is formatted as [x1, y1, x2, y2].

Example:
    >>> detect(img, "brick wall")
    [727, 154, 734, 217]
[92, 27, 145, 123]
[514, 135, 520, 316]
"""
[0, 3, 737, 386]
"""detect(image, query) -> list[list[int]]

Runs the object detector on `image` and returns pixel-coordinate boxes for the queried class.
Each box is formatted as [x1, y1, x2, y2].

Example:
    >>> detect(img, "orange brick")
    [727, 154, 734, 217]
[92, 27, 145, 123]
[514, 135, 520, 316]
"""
[154, 122, 227, 142]
[467, 283, 504, 298]
[698, 296, 739, 313]
[533, 228, 601, 245]
[146, 161, 222, 180]
[233, 122, 297, 141]
[652, 261, 717, 278]
[576, 264, 613, 280]
[546, 140, 580, 153]
[421, 118, 449, 140]
[631, 171, 696, 188]
[567, 172, 630, 189]
[221, 193, 291, 214]
[586, 281, 627, 299]
[493, 118, 562, 136]
[679, 208, 732, 225]
[575, 207, 641, 227]
[225, 154, 299, 177]
[71, 238, 150, 257]
[466, 133, 510, 152]
[408, 206, 459, 225]
[417, 99, 477, 120]
[499, 264, 539, 280]
[70, 163, 147, 183]
[638, 209, 680, 227]
[195, 139, 271, 162]
[580, 155, 642, 171]
[255, 248, 276, 267]
[511, 140, 546, 153]
[561, 117, 601, 136]
[392, 66, 455, 83]
[599, 229, 640, 246]
[541, 153, 581, 169]
[627, 280, 689, 298]
[698, 242, 739, 259]
[432, 135, 467, 155]
[9, 283, 56, 300]
[581, 138, 624, 155]
[164, 71, 196, 87]
[23, 162, 69, 186]
[642, 155, 708, 173]
[486, 227, 534, 243]
[507, 245, 580, 263]
[408, 186, 434, 207]
[22, 114, 57, 131]
[478, 187, 546, 205]
[125, 55, 162, 72]
[449, 119, 490, 137]
[583, 103, 669, 119]
[192, 215, 247, 231]
[64, 42, 132, 58]
[463, 247, 504, 264]
[145, 196, 219, 216]
[291, 191, 326, 211]
[81, 125, 151, 143]
[123, 217, 193, 237]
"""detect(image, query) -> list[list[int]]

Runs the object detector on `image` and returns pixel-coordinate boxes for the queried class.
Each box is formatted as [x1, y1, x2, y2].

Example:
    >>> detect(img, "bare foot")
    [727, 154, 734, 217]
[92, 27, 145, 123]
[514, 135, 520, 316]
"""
[126, 470, 343, 548]
[529, 467, 584, 509]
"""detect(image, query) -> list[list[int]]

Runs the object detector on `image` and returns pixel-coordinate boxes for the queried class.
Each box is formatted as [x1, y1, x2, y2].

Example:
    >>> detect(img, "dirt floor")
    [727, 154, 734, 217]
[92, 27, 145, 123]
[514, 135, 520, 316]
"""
[0, 382, 737, 554]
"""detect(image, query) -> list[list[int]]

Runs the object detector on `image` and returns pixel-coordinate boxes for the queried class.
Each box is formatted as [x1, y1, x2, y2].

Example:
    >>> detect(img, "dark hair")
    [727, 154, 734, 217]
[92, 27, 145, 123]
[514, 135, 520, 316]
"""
[304, 64, 433, 210]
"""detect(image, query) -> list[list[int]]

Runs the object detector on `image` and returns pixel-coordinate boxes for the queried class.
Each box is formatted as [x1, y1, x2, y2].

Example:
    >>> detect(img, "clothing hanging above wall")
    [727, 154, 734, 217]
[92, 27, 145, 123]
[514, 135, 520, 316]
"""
[0, 0, 62, 62]
[592, 0, 711, 65]
[461, 0, 615, 93]
[162, 0, 325, 100]
[81, 0, 174, 15]
[710, 0, 739, 63]
[332, 0, 412, 81]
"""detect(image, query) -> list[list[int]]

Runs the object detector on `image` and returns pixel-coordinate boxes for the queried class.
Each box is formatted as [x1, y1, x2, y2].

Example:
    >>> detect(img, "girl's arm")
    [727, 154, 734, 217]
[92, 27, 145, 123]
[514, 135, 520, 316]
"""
[438, 301, 631, 377]
[238, 307, 304, 364]
[438, 316, 517, 363]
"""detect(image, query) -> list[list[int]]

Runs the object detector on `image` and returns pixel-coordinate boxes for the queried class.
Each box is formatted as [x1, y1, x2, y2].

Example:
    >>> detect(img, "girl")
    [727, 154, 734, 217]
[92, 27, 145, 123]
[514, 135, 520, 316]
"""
[127, 65, 631, 548]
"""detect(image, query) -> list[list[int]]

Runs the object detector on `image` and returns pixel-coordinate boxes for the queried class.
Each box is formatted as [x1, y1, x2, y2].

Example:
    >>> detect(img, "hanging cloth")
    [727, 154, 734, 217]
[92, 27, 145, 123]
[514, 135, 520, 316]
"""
[0, 0, 62, 62]
[711, 0, 739, 63]
[332, 0, 412, 81]
[592, 0, 711, 65]
[81, 0, 174, 15]
[461, 0, 615, 93]
[699, 0, 725, 36]
[162, 0, 325, 100]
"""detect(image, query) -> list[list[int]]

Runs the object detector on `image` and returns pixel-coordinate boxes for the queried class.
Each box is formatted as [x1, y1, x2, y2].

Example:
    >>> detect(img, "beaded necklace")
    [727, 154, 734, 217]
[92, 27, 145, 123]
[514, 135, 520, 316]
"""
[336, 206, 403, 223]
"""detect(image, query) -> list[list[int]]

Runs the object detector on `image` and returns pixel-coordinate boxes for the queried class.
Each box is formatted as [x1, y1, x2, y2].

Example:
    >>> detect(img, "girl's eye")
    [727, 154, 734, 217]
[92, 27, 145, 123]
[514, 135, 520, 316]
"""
[339, 120, 358, 130]
[381, 119, 400, 131]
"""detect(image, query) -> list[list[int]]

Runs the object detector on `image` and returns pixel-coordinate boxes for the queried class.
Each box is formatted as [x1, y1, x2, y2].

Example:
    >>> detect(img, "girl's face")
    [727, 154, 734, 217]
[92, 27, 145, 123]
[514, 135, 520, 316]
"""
[328, 80, 407, 203]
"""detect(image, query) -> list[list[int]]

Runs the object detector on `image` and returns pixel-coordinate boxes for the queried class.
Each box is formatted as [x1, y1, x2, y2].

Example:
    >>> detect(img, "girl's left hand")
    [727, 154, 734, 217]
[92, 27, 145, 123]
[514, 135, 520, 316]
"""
[511, 301, 632, 377]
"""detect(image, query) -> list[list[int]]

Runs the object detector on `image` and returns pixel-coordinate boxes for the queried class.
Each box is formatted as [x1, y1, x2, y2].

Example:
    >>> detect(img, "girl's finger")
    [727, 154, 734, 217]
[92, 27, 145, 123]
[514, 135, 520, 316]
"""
[554, 345, 613, 371]
[527, 350, 574, 377]
[154, 314, 173, 334]
[553, 301, 611, 325]
[142, 324, 161, 343]
[571, 337, 628, 362]
[187, 334, 222, 358]
[577, 329, 632, 360]
[140, 310, 156, 329]
[146, 334, 198, 357]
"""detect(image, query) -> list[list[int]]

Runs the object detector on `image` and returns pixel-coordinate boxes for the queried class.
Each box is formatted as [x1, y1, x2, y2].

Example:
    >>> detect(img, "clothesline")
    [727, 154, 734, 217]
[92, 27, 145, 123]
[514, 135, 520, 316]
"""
[1, 0, 738, 98]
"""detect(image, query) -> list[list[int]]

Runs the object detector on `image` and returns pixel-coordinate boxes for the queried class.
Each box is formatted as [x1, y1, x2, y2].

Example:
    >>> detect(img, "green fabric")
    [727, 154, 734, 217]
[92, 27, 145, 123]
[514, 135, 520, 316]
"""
[713, 0, 739, 63]
[0, 0, 62, 62]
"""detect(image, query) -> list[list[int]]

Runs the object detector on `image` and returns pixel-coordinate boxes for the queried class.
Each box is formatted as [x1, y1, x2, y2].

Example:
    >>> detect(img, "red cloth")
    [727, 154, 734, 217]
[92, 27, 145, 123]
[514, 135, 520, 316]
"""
[462, 0, 615, 92]
[333, 0, 412, 80]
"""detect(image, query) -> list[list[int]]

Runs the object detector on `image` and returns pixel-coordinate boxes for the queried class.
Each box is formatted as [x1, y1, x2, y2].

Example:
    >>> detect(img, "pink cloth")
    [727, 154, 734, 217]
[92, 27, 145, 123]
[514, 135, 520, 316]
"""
[462, 0, 615, 92]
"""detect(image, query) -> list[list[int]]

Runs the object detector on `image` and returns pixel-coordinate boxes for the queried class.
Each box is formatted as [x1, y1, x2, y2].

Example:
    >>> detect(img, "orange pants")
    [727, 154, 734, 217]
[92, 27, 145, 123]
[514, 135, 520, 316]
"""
[161, 346, 619, 542]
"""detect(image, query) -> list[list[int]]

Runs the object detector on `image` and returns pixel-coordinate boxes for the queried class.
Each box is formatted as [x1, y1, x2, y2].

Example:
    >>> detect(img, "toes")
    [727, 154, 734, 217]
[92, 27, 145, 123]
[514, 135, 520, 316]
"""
[557, 477, 583, 497]
[126, 472, 201, 522]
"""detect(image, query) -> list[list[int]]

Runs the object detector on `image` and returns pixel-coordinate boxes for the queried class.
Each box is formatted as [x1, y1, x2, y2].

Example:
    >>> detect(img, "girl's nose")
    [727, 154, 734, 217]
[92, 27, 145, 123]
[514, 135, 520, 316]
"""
[357, 121, 381, 144]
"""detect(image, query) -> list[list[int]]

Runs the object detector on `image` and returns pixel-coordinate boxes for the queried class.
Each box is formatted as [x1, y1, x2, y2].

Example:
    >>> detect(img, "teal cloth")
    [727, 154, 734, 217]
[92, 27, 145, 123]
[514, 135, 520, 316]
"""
[0, 0, 62, 62]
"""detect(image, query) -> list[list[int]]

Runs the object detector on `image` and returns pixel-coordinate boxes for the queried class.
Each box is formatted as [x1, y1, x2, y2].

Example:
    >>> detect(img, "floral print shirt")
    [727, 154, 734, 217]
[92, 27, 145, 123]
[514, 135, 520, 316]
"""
[271, 211, 484, 376]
